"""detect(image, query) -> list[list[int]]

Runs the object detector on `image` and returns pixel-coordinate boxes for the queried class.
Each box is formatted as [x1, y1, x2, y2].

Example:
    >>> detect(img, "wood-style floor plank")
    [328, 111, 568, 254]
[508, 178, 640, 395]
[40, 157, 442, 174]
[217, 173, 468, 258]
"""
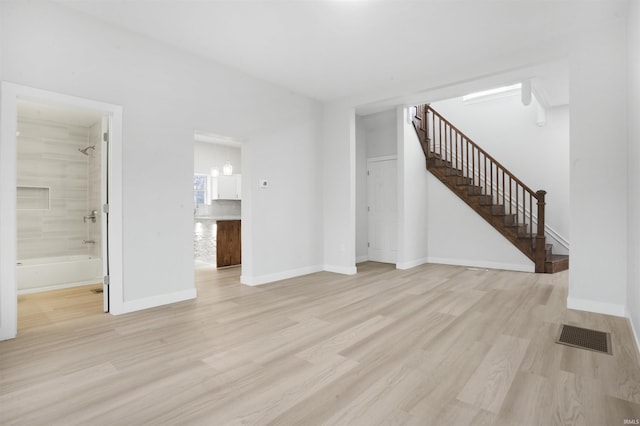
[1, 262, 640, 425]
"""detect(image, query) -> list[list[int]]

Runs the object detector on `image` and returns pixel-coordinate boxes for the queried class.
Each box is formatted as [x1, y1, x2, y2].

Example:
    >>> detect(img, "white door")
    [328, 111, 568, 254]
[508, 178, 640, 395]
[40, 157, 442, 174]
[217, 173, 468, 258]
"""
[101, 116, 110, 312]
[367, 159, 397, 263]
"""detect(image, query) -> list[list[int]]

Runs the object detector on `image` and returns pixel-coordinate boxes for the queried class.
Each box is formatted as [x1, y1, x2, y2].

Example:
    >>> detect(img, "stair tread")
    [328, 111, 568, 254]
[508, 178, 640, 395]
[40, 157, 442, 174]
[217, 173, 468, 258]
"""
[546, 254, 569, 263]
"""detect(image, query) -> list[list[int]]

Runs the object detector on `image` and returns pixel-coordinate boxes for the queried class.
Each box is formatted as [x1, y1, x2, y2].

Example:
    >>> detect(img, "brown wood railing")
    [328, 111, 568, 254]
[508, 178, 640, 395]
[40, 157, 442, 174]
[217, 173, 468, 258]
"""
[413, 104, 547, 272]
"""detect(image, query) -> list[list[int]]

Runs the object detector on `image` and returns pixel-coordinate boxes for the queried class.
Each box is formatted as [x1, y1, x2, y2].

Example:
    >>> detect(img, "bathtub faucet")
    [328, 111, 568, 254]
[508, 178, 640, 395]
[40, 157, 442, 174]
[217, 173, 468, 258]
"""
[83, 240, 96, 244]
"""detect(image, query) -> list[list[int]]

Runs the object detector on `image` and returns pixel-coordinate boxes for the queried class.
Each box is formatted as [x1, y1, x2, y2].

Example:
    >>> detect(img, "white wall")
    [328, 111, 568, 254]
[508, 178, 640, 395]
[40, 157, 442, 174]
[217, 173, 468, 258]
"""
[322, 102, 356, 274]
[568, 21, 628, 316]
[432, 94, 570, 254]
[627, 1, 640, 348]
[355, 116, 367, 262]
[243, 116, 323, 285]
[1, 3, 322, 309]
[362, 110, 397, 158]
[397, 107, 429, 269]
[193, 142, 241, 176]
[426, 173, 534, 272]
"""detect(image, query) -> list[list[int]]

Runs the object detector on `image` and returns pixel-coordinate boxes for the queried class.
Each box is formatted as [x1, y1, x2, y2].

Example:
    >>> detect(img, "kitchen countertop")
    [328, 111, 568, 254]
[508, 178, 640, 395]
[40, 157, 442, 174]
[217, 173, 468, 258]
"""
[195, 216, 241, 221]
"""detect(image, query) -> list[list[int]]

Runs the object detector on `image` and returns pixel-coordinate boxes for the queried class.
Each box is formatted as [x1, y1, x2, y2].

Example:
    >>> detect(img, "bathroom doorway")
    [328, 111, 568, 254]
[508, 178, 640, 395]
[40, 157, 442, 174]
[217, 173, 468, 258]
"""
[15, 100, 109, 323]
[0, 83, 123, 340]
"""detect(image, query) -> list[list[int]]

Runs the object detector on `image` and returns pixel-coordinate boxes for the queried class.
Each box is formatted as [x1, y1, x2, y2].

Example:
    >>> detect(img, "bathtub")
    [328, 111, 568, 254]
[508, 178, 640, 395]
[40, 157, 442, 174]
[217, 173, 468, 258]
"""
[17, 255, 102, 294]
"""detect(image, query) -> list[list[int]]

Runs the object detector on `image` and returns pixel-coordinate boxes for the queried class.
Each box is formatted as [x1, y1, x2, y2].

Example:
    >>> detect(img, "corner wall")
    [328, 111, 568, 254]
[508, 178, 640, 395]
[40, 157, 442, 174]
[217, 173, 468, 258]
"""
[397, 107, 429, 269]
[322, 102, 356, 274]
[627, 1, 640, 349]
[355, 116, 367, 262]
[568, 21, 628, 316]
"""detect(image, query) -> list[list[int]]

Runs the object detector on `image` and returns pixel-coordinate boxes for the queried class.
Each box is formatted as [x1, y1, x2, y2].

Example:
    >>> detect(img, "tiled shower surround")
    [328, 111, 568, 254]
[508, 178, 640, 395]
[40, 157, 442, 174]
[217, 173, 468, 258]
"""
[16, 116, 102, 260]
[87, 121, 102, 258]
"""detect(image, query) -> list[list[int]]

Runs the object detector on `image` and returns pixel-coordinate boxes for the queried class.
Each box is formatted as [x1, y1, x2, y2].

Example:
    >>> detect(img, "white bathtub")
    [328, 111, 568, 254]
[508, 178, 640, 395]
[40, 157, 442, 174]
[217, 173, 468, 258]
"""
[17, 255, 102, 294]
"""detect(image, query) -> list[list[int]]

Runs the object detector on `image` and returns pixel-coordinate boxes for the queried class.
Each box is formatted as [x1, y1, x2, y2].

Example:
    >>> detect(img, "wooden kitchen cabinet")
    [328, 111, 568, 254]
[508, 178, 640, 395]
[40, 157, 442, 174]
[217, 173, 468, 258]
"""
[216, 220, 241, 267]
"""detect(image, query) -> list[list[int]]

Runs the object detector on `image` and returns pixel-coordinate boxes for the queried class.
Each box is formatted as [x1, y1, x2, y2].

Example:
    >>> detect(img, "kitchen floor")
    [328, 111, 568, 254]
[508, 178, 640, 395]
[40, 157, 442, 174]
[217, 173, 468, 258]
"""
[194, 219, 216, 267]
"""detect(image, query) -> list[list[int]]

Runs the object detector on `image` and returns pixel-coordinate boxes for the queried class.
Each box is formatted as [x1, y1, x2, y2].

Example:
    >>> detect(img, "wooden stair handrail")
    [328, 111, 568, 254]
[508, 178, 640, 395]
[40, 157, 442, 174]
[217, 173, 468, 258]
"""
[425, 107, 538, 197]
[413, 104, 547, 273]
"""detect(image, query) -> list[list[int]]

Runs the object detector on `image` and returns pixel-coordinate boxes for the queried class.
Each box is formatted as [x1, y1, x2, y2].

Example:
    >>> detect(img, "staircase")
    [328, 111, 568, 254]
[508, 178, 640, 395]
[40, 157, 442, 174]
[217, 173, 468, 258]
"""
[412, 104, 568, 273]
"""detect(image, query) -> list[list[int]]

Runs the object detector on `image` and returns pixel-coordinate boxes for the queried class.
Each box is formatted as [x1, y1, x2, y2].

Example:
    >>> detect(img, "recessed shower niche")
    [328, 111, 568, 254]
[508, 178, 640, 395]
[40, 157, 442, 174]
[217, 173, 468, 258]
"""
[16, 186, 50, 210]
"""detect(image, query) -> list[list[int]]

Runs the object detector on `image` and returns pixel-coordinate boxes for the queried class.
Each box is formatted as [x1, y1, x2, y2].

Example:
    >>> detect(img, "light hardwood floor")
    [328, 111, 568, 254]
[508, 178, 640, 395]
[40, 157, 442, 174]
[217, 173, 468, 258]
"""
[2, 262, 640, 425]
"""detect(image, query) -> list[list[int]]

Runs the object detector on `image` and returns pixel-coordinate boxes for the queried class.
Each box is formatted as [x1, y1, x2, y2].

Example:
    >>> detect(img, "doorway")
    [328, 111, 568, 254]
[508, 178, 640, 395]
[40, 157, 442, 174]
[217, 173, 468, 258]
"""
[367, 157, 398, 263]
[0, 83, 123, 340]
[15, 100, 109, 316]
[193, 131, 242, 270]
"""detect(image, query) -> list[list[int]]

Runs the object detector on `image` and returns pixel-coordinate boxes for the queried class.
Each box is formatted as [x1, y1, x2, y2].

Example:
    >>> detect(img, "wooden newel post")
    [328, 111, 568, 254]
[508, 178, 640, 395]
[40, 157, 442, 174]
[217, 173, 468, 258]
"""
[423, 106, 429, 138]
[535, 190, 547, 273]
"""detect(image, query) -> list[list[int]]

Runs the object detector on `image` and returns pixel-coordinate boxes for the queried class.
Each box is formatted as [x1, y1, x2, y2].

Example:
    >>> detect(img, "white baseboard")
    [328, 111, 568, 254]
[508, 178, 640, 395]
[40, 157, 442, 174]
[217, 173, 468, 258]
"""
[396, 257, 429, 270]
[566, 297, 626, 317]
[323, 264, 357, 275]
[0, 327, 17, 341]
[240, 265, 323, 286]
[356, 255, 369, 263]
[111, 288, 197, 315]
[427, 256, 534, 273]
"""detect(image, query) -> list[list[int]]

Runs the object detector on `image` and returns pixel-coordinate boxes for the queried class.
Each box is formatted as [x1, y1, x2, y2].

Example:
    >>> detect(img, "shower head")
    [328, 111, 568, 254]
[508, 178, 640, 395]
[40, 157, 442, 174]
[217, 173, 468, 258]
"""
[78, 146, 96, 156]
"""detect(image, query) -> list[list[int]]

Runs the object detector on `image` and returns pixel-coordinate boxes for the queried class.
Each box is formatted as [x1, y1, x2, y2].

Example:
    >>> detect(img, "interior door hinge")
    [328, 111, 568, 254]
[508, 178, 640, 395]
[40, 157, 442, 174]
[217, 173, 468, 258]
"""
[367, 206, 370, 212]
[367, 242, 370, 248]
[103, 275, 110, 286]
[103, 203, 109, 214]
[103, 132, 109, 143]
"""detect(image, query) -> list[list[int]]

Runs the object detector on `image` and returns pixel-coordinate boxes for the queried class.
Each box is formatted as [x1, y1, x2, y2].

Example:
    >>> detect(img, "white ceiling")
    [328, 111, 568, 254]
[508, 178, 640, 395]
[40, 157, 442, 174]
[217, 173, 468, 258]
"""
[58, 0, 627, 102]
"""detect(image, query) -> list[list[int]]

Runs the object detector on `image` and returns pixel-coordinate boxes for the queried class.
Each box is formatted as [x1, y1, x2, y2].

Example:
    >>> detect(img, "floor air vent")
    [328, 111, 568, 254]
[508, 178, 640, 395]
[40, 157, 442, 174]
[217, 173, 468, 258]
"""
[556, 324, 612, 355]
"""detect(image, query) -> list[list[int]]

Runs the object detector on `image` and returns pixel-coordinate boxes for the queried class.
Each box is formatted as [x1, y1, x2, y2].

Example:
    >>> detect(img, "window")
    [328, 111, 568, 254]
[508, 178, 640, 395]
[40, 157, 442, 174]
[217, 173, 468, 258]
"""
[193, 174, 208, 205]
[462, 83, 522, 104]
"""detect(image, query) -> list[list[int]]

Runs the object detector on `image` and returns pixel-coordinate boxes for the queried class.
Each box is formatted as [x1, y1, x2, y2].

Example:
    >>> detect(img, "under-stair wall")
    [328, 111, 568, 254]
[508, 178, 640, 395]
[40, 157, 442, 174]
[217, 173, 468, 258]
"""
[402, 115, 535, 272]
[431, 94, 570, 255]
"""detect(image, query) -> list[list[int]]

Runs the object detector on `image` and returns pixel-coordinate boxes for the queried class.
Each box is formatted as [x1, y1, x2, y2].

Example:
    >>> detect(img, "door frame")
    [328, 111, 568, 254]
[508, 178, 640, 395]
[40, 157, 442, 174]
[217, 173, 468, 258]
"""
[0, 82, 124, 340]
[366, 155, 398, 264]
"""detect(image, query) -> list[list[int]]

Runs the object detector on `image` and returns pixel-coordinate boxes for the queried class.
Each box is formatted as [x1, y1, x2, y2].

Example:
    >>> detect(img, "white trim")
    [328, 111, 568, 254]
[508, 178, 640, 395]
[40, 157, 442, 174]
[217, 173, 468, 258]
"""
[0, 82, 124, 340]
[323, 264, 358, 275]
[113, 289, 197, 315]
[356, 255, 369, 263]
[240, 265, 323, 286]
[566, 297, 626, 317]
[427, 256, 534, 273]
[545, 224, 570, 251]
[0, 84, 18, 341]
[396, 257, 429, 270]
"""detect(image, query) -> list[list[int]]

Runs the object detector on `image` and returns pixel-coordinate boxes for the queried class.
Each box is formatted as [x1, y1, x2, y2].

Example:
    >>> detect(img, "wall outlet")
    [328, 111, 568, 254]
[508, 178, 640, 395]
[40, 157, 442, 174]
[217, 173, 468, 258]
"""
[259, 179, 269, 189]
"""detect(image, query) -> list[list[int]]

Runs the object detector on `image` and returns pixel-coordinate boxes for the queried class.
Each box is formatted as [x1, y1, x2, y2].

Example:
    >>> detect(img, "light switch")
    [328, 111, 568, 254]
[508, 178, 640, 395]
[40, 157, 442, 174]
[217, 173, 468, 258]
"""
[259, 179, 269, 189]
